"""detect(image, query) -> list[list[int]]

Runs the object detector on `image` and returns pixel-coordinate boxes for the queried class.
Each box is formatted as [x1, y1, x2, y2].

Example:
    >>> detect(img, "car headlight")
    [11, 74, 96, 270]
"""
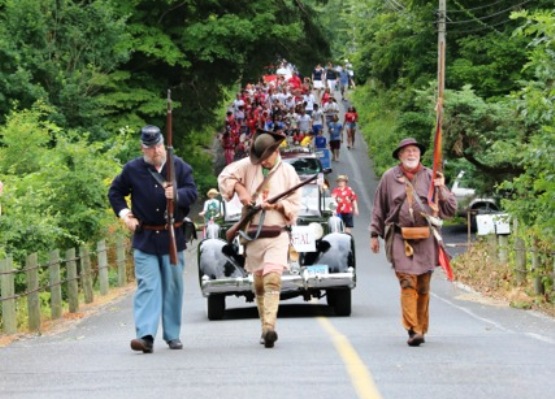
[308, 222, 324, 240]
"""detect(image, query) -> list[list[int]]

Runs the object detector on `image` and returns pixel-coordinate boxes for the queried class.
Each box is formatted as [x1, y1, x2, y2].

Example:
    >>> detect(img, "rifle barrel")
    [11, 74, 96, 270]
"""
[166, 89, 178, 265]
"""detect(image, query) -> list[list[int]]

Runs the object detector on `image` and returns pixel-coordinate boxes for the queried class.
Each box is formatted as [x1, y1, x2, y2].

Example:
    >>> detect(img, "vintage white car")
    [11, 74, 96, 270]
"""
[196, 153, 356, 320]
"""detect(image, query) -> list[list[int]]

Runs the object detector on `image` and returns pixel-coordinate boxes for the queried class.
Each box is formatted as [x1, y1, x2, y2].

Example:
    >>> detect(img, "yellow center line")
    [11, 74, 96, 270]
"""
[317, 317, 383, 399]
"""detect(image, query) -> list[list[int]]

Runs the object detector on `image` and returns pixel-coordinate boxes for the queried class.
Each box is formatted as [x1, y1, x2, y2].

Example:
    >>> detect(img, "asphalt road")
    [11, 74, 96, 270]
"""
[1, 96, 555, 399]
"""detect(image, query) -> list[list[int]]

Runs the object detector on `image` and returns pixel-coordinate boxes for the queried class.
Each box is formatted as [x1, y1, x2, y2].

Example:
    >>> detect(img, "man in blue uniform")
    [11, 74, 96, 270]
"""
[108, 125, 197, 353]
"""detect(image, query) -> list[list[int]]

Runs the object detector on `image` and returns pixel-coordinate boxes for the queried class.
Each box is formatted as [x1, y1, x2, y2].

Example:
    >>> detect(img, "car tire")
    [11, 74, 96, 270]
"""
[207, 294, 226, 320]
[326, 289, 337, 307]
[332, 288, 351, 316]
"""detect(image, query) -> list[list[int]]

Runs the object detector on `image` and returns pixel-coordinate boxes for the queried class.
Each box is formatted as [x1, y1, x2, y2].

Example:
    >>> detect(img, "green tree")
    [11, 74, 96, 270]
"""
[502, 10, 555, 241]
[0, 104, 121, 260]
[0, 0, 131, 138]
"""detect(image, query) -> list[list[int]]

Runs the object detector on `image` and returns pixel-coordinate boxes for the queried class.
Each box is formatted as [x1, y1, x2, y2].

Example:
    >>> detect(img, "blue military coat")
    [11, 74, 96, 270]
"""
[108, 156, 198, 254]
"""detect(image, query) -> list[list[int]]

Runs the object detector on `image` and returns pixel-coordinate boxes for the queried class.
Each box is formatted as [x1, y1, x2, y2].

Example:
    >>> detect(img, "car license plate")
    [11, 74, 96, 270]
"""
[304, 264, 329, 276]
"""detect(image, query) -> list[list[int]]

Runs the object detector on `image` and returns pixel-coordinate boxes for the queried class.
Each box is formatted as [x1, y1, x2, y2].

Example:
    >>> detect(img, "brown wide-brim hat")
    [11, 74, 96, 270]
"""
[392, 137, 426, 159]
[249, 129, 286, 165]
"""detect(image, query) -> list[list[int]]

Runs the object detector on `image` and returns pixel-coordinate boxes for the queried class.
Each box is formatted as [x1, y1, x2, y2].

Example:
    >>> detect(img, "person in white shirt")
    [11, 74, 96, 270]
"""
[303, 92, 316, 116]
[296, 109, 312, 135]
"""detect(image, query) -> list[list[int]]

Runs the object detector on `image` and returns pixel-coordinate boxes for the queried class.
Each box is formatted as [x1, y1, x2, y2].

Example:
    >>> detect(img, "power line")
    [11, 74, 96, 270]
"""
[389, 0, 406, 10]
[446, 0, 534, 24]
[448, 15, 517, 34]
[384, 0, 404, 12]
[447, 0, 513, 13]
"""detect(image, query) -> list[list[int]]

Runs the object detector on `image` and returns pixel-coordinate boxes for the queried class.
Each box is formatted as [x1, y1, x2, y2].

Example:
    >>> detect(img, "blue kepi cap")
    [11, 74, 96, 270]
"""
[141, 125, 163, 147]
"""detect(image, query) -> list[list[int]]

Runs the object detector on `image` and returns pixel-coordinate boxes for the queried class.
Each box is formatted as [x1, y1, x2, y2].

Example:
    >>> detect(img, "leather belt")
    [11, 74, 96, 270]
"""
[141, 221, 183, 231]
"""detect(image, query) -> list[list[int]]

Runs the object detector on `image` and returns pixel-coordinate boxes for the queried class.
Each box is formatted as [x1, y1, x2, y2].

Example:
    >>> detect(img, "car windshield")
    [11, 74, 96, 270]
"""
[223, 194, 243, 222]
[298, 184, 321, 217]
[283, 157, 322, 175]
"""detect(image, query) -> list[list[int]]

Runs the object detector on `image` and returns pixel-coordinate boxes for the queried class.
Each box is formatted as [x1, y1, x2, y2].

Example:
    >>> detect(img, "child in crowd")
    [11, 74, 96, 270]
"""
[331, 175, 359, 234]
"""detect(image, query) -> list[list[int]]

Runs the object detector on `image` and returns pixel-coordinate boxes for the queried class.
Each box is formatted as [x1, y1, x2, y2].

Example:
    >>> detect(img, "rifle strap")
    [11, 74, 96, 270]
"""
[237, 210, 267, 242]
[148, 167, 166, 186]
[148, 166, 179, 203]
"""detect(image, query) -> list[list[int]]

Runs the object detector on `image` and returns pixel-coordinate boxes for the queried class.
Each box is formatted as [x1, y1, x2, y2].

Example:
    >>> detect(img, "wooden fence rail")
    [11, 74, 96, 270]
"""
[485, 234, 554, 295]
[0, 237, 129, 334]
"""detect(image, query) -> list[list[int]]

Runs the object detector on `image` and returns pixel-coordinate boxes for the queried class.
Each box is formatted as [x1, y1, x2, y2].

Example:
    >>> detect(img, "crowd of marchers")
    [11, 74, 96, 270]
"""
[218, 59, 358, 165]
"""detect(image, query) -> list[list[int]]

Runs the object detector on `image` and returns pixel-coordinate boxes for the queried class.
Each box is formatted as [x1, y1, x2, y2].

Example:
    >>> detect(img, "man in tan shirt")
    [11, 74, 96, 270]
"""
[218, 130, 301, 348]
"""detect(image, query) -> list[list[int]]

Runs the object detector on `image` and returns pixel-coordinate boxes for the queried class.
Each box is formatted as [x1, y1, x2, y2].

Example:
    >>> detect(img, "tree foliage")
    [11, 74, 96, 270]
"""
[0, 104, 122, 261]
[0, 0, 331, 258]
[501, 10, 555, 241]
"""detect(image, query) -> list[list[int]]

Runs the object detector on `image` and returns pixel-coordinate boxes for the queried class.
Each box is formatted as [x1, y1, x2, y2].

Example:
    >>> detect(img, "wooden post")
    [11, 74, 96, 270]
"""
[66, 248, 79, 313]
[97, 240, 109, 296]
[552, 256, 555, 293]
[514, 237, 527, 285]
[116, 238, 127, 287]
[49, 249, 62, 319]
[487, 234, 497, 261]
[26, 253, 41, 332]
[531, 241, 544, 295]
[0, 257, 17, 334]
[498, 235, 509, 264]
[80, 245, 94, 304]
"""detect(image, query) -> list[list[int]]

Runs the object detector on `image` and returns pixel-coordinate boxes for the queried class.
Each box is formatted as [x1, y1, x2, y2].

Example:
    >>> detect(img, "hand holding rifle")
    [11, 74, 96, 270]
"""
[225, 174, 318, 243]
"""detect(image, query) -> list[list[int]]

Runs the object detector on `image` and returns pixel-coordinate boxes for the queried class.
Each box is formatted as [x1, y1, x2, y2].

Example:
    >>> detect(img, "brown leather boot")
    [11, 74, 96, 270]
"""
[262, 272, 281, 348]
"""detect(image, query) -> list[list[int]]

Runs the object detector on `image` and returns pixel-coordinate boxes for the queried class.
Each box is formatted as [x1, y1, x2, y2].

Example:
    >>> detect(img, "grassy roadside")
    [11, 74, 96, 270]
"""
[453, 238, 555, 318]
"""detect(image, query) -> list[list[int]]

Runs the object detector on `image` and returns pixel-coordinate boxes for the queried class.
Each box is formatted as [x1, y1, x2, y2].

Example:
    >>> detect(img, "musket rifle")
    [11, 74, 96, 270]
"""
[225, 174, 318, 243]
[166, 90, 179, 265]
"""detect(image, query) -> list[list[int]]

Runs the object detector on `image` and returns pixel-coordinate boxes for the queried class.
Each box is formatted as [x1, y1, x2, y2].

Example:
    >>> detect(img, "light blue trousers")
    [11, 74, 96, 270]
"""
[133, 249, 185, 342]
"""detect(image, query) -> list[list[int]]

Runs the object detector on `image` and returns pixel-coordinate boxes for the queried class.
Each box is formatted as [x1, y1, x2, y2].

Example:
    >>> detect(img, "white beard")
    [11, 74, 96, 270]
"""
[402, 159, 420, 169]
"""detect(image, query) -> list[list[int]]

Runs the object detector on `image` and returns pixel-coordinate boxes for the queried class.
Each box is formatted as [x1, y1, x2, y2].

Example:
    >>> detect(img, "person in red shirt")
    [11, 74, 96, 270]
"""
[288, 72, 302, 90]
[331, 175, 359, 234]
[221, 130, 235, 165]
[343, 106, 359, 149]
[292, 130, 305, 145]
[320, 87, 331, 107]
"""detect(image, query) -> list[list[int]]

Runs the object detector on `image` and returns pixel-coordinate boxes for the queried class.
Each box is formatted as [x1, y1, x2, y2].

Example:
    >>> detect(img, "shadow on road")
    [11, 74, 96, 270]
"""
[219, 302, 337, 321]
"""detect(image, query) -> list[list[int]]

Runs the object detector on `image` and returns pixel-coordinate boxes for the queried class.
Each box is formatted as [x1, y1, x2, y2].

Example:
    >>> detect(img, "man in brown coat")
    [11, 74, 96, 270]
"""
[369, 138, 457, 346]
[218, 130, 301, 348]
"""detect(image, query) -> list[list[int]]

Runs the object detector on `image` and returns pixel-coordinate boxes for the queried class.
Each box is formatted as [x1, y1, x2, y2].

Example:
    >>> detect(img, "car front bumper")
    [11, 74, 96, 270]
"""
[201, 267, 356, 296]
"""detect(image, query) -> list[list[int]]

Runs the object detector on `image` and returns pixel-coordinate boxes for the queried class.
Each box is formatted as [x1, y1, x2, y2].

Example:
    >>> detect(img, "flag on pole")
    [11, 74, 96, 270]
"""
[429, 99, 454, 281]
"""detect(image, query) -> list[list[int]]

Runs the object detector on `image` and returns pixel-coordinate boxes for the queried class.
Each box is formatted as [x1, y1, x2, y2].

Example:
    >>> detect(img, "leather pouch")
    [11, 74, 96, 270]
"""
[401, 226, 430, 240]
[247, 225, 283, 239]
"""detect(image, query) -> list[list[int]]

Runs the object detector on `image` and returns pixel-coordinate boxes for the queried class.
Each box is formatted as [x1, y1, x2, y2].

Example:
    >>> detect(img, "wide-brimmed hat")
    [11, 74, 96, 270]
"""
[249, 130, 286, 165]
[140, 125, 163, 147]
[206, 188, 219, 197]
[336, 174, 349, 182]
[392, 137, 426, 159]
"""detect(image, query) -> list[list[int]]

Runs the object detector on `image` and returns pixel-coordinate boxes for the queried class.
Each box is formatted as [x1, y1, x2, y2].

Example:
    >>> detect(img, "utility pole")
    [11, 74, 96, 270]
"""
[437, 0, 446, 108]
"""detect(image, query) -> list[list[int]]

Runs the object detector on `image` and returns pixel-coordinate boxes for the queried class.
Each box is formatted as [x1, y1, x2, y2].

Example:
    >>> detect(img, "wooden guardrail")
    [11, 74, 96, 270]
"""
[0, 238, 130, 334]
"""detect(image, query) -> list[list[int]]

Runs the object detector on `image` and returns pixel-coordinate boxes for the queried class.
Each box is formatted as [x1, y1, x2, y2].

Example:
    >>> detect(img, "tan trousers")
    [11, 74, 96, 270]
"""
[395, 272, 432, 335]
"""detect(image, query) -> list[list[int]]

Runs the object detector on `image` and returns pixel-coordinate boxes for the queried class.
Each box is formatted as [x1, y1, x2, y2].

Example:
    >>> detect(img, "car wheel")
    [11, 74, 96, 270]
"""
[332, 288, 351, 316]
[326, 289, 337, 307]
[207, 295, 226, 320]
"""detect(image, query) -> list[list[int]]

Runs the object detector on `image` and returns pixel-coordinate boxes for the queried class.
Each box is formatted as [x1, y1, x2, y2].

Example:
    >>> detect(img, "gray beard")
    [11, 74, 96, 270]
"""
[143, 154, 166, 168]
